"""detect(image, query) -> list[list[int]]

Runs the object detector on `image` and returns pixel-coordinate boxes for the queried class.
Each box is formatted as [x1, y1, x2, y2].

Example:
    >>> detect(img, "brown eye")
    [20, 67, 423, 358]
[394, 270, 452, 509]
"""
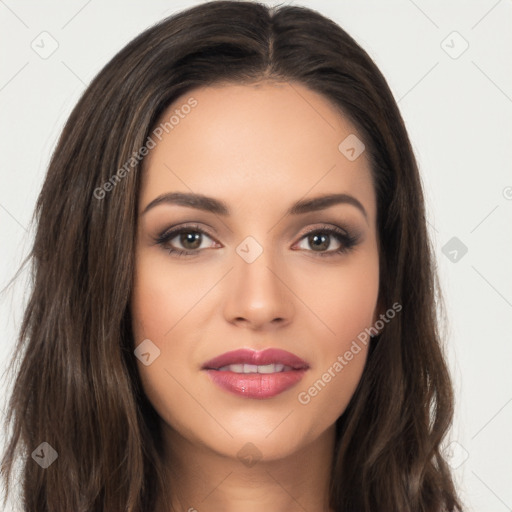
[295, 226, 359, 257]
[306, 233, 333, 252]
[177, 231, 202, 250]
[155, 224, 218, 257]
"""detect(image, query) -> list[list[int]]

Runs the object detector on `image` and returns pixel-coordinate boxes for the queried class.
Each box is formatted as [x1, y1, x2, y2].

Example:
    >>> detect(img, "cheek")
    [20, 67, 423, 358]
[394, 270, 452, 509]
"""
[293, 251, 378, 421]
[130, 259, 208, 445]
[298, 247, 379, 345]
[131, 254, 210, 341]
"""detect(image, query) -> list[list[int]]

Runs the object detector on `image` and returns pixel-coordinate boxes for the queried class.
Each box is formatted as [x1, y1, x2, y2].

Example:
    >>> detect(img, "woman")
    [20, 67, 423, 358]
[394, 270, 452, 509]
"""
[0, 1, 463, 510]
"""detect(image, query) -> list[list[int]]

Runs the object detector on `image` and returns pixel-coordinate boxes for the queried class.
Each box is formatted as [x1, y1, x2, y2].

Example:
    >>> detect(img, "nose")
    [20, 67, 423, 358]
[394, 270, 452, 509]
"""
[223, 247, 295, 331]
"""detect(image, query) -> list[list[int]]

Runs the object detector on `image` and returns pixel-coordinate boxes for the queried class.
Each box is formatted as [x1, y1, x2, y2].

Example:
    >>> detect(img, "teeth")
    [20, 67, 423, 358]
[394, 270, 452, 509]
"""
[226, 364, 244, 373]
[217, 363, 292, 373]
[258, 363, 282, 374]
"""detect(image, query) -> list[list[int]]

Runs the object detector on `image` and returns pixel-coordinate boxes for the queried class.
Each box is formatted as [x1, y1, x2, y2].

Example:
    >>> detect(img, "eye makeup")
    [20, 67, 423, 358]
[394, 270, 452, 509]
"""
[151, 222, 361, 258]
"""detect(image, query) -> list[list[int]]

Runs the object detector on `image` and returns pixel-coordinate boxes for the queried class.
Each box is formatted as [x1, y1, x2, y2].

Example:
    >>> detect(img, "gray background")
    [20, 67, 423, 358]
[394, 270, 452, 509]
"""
[1, 1, 511, 510]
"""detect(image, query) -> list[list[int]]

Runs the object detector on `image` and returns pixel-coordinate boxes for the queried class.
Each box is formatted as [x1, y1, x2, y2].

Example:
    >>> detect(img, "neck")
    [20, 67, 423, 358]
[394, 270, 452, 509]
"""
[155, 424, 337, 512]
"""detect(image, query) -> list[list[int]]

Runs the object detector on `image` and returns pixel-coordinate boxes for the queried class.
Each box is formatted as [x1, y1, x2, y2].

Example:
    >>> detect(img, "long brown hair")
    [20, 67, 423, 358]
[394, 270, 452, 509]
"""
[1, 1, 463, 510]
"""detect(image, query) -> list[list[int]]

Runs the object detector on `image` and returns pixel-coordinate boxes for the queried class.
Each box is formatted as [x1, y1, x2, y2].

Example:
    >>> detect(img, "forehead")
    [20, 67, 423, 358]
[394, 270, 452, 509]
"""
[140, 81, 376, 223]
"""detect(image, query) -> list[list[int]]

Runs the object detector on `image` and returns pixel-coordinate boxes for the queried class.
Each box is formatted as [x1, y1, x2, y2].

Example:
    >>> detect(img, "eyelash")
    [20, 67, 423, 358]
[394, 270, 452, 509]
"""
[153, 223, 360, 258]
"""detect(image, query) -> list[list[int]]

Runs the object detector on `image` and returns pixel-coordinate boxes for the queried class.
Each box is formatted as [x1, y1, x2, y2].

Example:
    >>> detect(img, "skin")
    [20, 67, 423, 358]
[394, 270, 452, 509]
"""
[131, 81, 382, 512]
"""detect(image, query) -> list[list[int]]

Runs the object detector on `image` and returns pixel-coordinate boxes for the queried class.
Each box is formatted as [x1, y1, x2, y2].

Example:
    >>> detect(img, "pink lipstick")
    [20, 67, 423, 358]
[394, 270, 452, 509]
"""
[201, 348, 309, 399]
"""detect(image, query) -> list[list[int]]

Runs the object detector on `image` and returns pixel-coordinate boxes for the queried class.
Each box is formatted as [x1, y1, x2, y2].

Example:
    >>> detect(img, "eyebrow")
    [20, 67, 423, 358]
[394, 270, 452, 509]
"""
[141, 191, 368, 220]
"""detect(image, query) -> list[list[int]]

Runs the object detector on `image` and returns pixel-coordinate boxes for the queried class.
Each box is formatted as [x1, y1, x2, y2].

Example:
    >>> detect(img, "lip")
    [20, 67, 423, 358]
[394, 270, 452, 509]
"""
[202, 348, 309, 400]
[201, 348, 309, 370]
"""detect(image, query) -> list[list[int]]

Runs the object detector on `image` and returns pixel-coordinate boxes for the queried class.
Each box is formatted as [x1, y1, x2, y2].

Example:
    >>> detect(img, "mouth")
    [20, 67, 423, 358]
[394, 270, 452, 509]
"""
[201, 348, 309, 399]
[201, 348, 309, 371]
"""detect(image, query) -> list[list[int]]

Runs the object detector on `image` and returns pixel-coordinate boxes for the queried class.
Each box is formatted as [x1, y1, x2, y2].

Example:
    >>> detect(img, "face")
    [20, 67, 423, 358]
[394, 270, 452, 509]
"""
[131, 81, 381, 463]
